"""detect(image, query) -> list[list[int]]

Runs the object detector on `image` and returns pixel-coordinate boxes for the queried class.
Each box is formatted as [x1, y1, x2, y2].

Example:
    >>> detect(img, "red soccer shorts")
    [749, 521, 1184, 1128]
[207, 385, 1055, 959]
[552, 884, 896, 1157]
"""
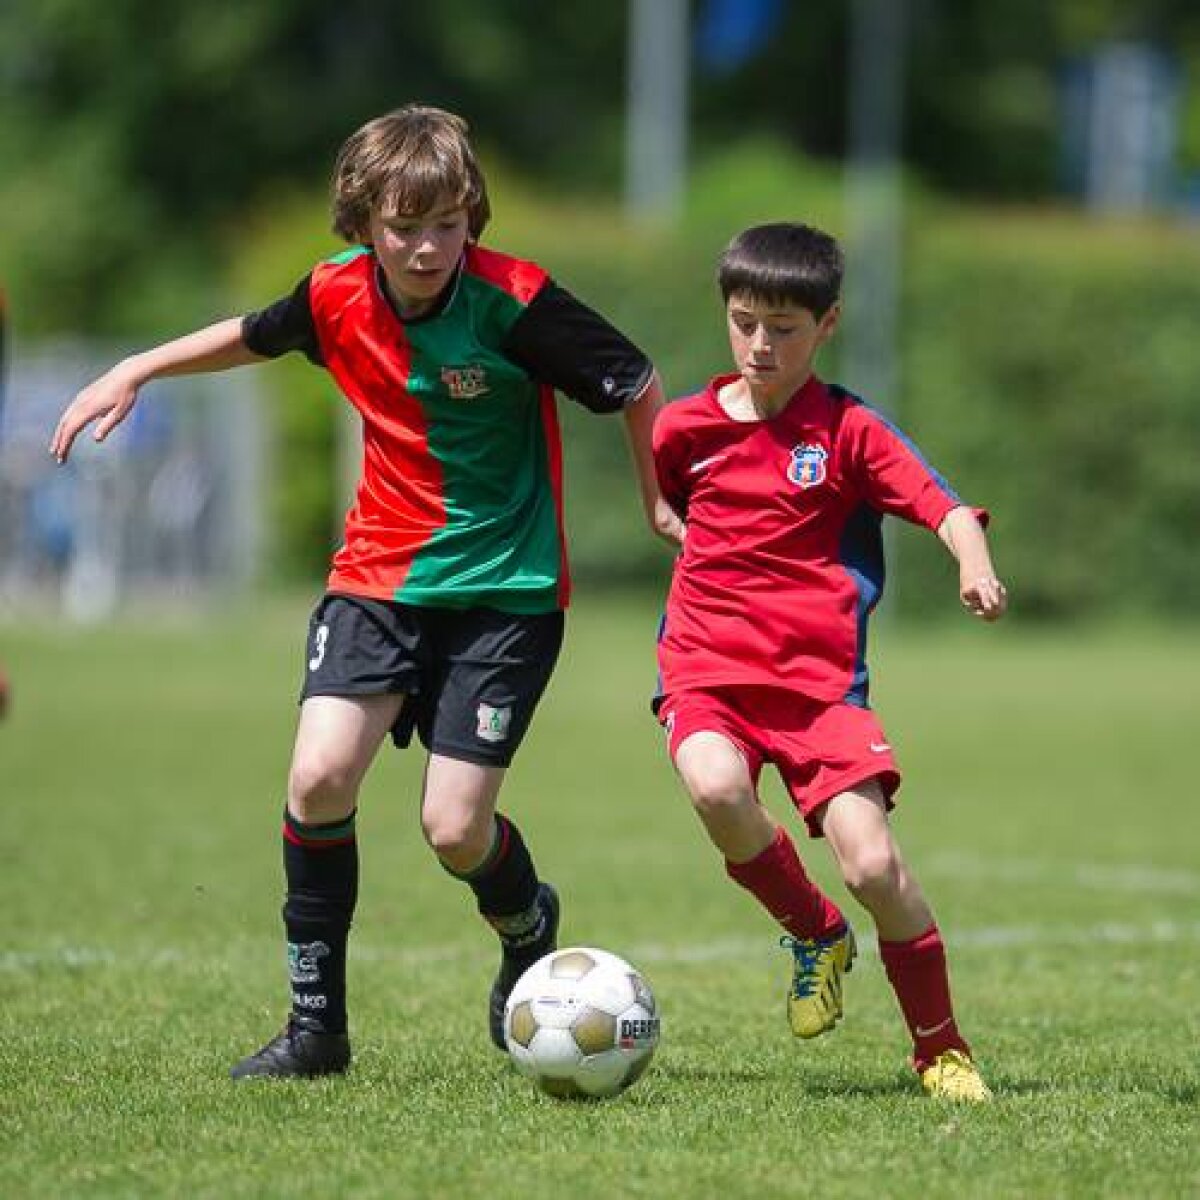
[659, 686, 902, 838]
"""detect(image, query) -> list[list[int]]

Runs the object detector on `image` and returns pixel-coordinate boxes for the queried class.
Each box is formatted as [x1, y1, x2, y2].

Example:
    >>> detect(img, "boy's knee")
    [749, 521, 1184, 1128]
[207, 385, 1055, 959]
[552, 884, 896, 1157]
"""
[840, 844, 901, 899]
[288, 752, 359, 820]
[676, 734, 753, 816]
[422, 810, 492, 869]
[683, 767, 754, 819]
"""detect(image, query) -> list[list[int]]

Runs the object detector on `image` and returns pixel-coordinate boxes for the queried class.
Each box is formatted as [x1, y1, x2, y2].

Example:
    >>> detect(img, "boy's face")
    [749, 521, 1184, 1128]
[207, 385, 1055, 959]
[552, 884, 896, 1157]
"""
[725, 293, 839, 402]
[369, 197, 471, 318]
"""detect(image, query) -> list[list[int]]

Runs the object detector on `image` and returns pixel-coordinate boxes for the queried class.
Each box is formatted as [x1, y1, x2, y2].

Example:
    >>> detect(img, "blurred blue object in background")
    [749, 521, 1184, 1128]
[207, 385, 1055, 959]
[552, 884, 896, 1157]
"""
[696, 0, 784, 74]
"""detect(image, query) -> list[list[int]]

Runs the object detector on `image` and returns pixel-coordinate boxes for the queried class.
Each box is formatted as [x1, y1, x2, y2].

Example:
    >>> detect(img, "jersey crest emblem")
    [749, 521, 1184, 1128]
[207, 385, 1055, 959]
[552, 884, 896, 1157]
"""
[787, 443, 828, 489]
[440, 364, 490, 400]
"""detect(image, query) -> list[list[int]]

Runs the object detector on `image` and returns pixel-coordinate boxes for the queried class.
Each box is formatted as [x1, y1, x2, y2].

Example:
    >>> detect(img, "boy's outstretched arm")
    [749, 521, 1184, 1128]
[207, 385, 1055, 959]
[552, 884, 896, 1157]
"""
[50, 318, 264, 464]
[937, 505, 1008, 621]
[623, 371, 685, 546]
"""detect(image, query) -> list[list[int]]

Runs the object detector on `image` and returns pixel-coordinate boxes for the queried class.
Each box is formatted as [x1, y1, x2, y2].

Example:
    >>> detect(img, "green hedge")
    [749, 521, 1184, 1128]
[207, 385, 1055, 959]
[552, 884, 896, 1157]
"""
[232, 145, 1200, 619]
[897, 210, 1200, 619]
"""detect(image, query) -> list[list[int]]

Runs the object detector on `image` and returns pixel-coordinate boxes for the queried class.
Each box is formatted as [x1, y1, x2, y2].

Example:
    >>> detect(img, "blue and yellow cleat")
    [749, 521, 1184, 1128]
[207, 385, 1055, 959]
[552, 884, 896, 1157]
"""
[781, 926, 856, 1039]
[920, 1050, 993, 1102]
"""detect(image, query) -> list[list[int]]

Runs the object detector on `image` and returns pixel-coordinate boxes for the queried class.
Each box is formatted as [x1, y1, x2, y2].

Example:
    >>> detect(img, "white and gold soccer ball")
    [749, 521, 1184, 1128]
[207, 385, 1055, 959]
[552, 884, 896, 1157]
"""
[503, 946, 660, 1099]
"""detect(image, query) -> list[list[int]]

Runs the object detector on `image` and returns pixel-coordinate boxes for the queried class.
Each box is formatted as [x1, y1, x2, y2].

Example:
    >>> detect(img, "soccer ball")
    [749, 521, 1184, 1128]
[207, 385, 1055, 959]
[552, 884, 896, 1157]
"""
[503, 946, 660, 1099]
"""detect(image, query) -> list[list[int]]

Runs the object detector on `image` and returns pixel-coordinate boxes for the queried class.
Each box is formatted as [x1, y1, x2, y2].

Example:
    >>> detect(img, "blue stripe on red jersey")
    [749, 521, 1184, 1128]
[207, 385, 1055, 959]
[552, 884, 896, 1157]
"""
[838, 504, 885, 707]
[832, 384, 967, 507]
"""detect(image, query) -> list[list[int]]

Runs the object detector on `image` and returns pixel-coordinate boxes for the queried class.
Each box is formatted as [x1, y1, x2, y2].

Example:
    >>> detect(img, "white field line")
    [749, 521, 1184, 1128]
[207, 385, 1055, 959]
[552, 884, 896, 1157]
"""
[5, 857, 1196, 974]
[626, 919, 1200, 964]
[923, 852, 1200, 897]
[4, 920, 1200, 975]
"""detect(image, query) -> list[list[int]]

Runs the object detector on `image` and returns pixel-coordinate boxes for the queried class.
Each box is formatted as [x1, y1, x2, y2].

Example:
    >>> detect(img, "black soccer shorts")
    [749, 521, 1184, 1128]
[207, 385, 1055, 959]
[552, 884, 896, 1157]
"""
[299, 593, 564, 767]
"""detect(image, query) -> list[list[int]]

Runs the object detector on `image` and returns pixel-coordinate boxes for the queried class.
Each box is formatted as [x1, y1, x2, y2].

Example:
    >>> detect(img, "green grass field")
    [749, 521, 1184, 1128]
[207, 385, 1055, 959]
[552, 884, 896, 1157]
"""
[2, 595, 1197, 1199]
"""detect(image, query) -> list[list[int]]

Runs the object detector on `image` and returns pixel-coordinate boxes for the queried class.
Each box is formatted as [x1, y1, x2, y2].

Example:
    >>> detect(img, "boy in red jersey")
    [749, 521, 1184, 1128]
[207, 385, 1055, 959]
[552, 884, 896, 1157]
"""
[51, 105, 681, 1079]
[653, 223, 1006, 1102]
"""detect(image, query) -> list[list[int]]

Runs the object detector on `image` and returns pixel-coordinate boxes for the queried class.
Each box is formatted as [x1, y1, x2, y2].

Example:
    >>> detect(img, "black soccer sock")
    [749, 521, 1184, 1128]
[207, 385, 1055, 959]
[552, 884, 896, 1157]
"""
[282, 808, 358, 1035]
[447, 813, 544, 948]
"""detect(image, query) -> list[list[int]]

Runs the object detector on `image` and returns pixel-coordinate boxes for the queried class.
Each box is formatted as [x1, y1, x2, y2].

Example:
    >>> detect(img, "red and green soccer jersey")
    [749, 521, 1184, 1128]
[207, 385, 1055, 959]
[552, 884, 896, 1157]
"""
[243, 244, 651, 613]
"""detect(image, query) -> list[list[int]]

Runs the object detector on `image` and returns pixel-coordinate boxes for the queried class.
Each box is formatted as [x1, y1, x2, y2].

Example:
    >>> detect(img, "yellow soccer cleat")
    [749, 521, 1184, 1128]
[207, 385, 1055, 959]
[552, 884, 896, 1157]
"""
[920, 1049, 994, 1102]
[780, 926, 856, 1039]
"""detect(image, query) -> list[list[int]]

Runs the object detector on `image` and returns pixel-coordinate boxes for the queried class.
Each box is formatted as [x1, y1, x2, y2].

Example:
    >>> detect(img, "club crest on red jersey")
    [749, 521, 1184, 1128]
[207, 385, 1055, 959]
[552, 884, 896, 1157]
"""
[440, 364, 489, 400]
[788, 443, 828, 489]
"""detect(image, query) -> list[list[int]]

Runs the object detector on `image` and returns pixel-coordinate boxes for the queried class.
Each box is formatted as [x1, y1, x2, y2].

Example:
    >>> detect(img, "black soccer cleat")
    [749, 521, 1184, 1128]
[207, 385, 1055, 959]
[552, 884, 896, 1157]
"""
[488, 882, 560, 1051]
[229, 1020, 351, 1081]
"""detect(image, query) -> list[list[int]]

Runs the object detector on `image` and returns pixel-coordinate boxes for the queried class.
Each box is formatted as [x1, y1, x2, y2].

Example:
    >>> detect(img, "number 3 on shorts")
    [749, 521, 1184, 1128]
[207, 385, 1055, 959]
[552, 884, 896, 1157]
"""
[309, 623, 329, 672]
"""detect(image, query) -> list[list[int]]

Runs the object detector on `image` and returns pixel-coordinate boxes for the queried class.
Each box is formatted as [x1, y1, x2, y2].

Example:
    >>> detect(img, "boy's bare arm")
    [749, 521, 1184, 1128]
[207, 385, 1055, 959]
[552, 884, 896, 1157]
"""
[50, 317, 264, 464]
[623, 371, 685, 545]
[937, 505, 1008, 621]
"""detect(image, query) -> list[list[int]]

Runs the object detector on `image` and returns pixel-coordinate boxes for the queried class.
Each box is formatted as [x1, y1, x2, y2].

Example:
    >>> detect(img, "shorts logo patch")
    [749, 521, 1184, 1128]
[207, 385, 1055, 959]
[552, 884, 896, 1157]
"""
[787, 442, 828, 489]
[476, 702, 512, 743]
[441, 364, 490, 400]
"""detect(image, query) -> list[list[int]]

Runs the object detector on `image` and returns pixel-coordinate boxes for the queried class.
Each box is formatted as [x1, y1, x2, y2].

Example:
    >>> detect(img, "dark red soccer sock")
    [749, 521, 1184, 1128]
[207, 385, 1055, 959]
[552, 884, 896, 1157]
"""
[878, 924, 970, 1071]
[725, 825, 845, 941]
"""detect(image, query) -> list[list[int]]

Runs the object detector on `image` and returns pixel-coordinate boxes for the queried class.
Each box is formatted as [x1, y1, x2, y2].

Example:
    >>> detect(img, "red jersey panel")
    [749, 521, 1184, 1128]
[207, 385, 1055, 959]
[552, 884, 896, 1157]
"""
[654, 374, 985, 706]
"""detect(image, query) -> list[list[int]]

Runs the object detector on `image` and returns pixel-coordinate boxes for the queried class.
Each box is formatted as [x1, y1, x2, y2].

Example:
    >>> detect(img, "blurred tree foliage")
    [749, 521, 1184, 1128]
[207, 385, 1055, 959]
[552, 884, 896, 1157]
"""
[3, 0, 1200, 334]
[0, 0, 625, 334]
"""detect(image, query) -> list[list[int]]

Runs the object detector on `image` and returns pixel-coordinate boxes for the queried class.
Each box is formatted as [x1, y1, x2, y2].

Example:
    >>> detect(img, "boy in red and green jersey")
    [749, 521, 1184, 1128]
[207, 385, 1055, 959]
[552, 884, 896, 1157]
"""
[244, 240, 649, 612]
[52, 105, 680, 1080]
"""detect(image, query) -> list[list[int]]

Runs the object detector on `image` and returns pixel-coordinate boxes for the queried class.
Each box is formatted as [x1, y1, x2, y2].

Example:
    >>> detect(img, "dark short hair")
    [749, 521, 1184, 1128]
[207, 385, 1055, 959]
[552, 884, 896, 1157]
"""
[331, 104, 491, 244]
[717, 223, 843, 317]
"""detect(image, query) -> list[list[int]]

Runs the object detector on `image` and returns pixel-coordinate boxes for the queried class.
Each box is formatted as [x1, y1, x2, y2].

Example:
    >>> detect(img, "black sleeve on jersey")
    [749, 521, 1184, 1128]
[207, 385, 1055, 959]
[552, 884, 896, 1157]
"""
[241, 274, 323, 365]
[502, 281, 653, 414]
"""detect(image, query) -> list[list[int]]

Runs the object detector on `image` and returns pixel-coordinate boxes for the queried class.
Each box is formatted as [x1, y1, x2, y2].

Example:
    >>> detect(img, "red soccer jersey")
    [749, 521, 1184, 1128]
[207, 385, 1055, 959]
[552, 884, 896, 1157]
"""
[654, 373, 986, 706]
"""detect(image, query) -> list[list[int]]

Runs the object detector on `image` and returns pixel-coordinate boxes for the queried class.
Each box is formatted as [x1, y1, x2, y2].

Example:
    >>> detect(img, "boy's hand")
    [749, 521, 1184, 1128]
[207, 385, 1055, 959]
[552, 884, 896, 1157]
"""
[651, 496, 686, 547]
[50, 364, 141, 464]
[938, 507, 1006, 622]
[960, 571, 1007, 621]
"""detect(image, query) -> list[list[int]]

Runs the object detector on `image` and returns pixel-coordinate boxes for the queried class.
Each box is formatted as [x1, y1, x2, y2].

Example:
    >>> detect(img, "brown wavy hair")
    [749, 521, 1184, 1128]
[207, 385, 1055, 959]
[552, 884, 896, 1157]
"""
[331, 105, 491, 243]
